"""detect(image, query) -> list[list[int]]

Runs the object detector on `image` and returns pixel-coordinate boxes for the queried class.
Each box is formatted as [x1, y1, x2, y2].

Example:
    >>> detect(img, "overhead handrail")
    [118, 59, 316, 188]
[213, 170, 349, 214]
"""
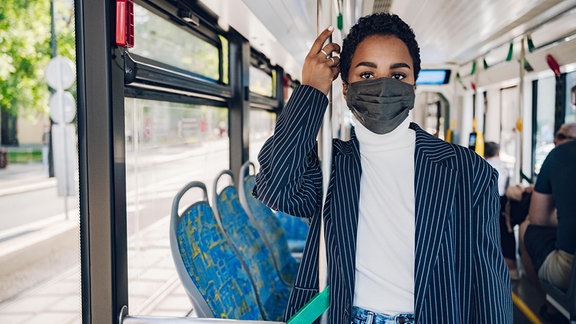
[459, 2, 576, 69]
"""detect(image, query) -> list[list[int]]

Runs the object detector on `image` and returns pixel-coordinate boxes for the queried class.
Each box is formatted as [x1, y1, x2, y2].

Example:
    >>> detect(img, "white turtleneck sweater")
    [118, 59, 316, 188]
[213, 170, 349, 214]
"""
[352, 115, 416, 314]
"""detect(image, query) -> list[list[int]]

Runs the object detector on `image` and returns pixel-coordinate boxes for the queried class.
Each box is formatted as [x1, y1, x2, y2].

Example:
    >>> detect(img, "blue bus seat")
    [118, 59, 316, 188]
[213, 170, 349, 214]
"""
[212, 170, 290, 322]
[238, 161, 301, 285]
[275, 211, 309, 254]
[169, 181, 263, 319]
[541, 256, 576, 322]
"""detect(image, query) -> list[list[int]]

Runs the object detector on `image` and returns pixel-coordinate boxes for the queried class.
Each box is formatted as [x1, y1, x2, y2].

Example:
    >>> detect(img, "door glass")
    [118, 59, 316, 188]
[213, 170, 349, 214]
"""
[125, 98, 229, 315]
[249, 109, 276, 169]
[534, 77, 556, 175]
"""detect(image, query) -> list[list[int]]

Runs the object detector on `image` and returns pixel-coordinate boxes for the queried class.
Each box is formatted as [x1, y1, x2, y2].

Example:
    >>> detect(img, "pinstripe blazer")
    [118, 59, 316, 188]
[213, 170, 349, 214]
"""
[254, 85, 513, 323]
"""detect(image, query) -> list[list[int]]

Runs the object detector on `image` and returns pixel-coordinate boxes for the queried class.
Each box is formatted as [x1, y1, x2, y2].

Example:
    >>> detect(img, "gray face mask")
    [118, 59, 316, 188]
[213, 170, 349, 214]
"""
[345, 77, 415, 134]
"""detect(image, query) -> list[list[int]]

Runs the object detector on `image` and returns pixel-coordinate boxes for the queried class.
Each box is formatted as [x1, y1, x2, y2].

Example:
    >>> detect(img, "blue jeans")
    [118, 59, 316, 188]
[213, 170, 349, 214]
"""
[351, 306, 415, 324]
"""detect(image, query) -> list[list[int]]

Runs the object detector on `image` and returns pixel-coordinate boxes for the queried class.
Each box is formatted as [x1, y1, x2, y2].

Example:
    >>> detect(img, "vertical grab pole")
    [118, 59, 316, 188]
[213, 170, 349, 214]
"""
[317, 0, 332, 321]
[516, 38, 525, 184]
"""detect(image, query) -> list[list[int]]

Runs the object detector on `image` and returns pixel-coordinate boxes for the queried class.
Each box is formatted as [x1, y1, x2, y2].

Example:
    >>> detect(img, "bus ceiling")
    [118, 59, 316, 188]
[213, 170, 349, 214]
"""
[200, 0, 576, 76]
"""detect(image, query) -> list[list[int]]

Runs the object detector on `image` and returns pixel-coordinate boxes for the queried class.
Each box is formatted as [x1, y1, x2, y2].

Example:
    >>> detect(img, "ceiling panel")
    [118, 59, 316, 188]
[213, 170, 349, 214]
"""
[370, 0, 576, 66]
[214, 0, 576, 75]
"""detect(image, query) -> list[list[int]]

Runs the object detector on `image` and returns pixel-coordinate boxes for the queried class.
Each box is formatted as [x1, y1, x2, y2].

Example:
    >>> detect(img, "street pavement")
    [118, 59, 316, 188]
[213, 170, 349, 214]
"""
[0, 162, 55, 197]
[0, 161, 192, 323]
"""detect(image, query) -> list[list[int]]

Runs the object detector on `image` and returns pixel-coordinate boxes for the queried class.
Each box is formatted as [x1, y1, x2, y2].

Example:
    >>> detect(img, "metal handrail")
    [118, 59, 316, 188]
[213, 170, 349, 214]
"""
[123, 316, 283, 324]
[119, 306, 284, 324]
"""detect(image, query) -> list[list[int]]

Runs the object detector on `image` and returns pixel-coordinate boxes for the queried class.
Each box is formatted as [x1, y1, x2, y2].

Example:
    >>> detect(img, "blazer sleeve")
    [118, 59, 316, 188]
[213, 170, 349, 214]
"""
[472, 167, 514, 322]
[253, 85, 327, 218]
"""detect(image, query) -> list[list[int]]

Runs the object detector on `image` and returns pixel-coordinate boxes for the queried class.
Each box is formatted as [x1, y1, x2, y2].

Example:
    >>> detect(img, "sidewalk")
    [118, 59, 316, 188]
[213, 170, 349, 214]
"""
[0, 215, 191, 323]
[0, 163, 55, 197]
[0, 161, 193, 323]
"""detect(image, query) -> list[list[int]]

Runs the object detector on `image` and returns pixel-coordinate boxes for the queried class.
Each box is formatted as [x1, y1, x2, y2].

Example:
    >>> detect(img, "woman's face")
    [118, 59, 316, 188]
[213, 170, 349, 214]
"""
[343, 34, 415, 94]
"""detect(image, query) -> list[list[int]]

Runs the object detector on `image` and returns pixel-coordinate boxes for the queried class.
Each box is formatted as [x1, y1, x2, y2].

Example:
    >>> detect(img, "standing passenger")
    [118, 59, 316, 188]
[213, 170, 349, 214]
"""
[484, 142, 520, 279]
[254, 13, 512, 323]
[484, 142, 509, 197]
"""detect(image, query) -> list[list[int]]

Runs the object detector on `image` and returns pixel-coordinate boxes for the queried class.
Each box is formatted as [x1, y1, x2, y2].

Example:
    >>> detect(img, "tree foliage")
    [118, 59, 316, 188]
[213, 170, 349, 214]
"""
[0, 0, 75, 119]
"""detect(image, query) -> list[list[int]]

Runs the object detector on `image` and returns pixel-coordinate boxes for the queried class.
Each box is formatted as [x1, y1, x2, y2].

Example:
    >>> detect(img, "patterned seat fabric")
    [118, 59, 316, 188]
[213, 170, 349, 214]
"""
[176, 200, 263, 319]
[215, 185, 290, 321]
[242, 175, 301, 284]
[276, 210, 309, 253]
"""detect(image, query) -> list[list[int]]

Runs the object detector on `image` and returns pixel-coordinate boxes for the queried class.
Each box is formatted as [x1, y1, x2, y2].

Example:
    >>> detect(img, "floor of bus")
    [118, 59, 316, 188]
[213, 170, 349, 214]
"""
[511, 266, 571, 324]
[513, 274, 546, 323]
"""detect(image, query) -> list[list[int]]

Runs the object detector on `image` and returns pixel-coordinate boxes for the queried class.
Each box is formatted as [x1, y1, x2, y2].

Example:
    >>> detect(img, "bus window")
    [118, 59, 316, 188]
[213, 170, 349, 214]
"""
[534, 77, 556, 175]
[132, 4, 225, 83]
[565, 71, 576, 123]
[249, 109, 276, 168]
[124, 98, 229, 315]
[249, 66, 274, 97]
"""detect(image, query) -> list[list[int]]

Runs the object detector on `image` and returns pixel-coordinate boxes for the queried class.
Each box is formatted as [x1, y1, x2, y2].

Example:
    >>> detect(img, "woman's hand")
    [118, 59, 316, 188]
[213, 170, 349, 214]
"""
[302, 26, 341, 96]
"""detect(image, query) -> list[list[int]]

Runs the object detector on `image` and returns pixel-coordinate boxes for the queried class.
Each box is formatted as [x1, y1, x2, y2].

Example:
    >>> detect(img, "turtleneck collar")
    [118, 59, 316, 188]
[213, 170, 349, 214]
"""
[352, 113, 415, 152]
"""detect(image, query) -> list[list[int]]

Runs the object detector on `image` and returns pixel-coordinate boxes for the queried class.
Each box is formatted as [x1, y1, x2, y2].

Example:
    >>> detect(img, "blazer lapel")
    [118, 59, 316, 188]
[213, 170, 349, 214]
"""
[330, 130, 362, 308]
[411, 124, 458, 318]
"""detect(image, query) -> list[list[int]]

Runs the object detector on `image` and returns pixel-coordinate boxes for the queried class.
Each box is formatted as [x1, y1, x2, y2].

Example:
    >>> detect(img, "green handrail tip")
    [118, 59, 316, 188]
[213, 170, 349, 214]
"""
[287, 286, 330, 324]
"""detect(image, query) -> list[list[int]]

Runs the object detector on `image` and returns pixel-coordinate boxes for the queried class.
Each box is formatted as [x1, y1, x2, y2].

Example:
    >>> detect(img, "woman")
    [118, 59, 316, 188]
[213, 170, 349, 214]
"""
[254, 13, 512, 324]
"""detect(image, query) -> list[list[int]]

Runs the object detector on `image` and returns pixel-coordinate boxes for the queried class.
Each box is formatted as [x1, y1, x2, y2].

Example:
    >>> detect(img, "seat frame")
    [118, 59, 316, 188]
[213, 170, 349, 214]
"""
[169, 181, 215, 317]
[170, 181, 264, 319]
[212, 169, 290, 321]
[238, 161, 294, 286]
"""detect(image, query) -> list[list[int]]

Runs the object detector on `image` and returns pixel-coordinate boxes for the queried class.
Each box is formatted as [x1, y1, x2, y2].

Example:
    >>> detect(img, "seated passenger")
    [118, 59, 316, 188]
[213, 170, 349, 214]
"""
[520, 122, 576, 320]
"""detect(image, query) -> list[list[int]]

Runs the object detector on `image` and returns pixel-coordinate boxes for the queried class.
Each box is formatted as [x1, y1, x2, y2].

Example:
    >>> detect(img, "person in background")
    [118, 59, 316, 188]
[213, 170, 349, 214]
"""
[41, 124, 50, 171]
[484, 142, 509, 197]
[484, 141, 520, 279]
[520, 122, 576, 321]
[254, 13, 511, 324]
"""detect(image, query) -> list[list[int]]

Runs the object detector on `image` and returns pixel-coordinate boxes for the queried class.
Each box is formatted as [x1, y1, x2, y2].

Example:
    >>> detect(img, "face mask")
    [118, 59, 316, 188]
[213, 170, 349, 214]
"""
[345, 77, 415, 134]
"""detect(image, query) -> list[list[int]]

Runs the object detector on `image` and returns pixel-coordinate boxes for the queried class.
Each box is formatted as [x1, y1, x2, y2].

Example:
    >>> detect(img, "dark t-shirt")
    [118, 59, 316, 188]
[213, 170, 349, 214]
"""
[534, 140, 576, 254]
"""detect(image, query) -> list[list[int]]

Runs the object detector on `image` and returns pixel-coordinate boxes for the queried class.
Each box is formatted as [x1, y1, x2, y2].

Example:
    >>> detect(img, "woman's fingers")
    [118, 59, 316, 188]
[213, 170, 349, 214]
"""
[302, 27, 341, 95]
[309, 26, 334, 56]
[319, 43, 341, 58]
[328, 56, 340, 67]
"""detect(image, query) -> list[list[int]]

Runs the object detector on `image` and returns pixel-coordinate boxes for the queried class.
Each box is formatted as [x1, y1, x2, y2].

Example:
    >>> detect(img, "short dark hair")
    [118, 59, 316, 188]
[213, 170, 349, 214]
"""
[484, 142, 500, 158]
[340, 13, 421, 84]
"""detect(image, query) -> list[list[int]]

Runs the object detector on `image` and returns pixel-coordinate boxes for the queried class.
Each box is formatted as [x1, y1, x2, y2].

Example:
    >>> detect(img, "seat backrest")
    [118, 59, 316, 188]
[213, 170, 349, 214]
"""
[238, 161, 300, 285]
[276, 211, 309, 253]
[170, 181, 263, 319]
[213, 170, 290, 322]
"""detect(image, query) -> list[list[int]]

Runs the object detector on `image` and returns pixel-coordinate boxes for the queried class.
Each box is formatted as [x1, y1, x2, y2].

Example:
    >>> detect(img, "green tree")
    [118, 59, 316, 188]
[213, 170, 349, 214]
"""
[0, 0, 75, 121]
